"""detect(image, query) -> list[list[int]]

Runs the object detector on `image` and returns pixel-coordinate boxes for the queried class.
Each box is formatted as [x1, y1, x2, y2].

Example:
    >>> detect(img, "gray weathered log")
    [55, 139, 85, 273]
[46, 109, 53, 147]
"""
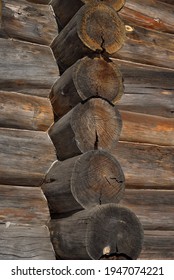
[112, 141, 174, 189]
[50, 204, 144, 260]
[0, 185, 50, 225]
[120, 110, 174, 146]
[0, 0, 57, 45]
[0, 128, 56, 186]
[51, 0, 125, 29]
[0, 224, 55, 260]
[120, 189, 174, 231]
[50, 56, 123, 118]
[51, 2, 125, 71]
[0, 91, 54, 131]
[0, 38, 59, 97]
[42, 150, 125, 214]
[49, 98, 122, 160]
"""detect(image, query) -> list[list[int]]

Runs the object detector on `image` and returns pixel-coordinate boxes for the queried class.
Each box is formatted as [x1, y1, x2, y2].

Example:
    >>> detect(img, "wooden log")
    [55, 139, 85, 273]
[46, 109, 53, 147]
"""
[0, 185, 50, 225]
[0, 224, 55, 260]
[50, 204, 144, 260]
[0, 128, 57, 186]
[112, 141, 174, 189]
[49, 98, 122, 160]
[112, 22, 174, 69]
[139, 231, 174, 260]
[0, 0, 57, 45]
[114, 59, 174, 118]
[51, 2, 126, 71]
[0, 38, 59, 97]
[27, 0, 51, 4]
[42, 150, 125, 214]
[157, 0, 174, 4]
[0, 91, 54, 131]
[51, 0, 125, 29]
[120, 189, 174, 231]
[120, 111, 174, 146]
[120, 0, 174, 34]
[50, 56, 123, 118]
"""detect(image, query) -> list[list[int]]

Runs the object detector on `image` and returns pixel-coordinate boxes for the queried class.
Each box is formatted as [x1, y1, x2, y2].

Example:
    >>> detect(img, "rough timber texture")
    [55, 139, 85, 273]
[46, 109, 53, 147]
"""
[0, 0, 57, 45]
[0, 91, 54, 131]
[0, 38, 59, 97]
[0, 128, 57, 186]
[0, 224, 55, 260]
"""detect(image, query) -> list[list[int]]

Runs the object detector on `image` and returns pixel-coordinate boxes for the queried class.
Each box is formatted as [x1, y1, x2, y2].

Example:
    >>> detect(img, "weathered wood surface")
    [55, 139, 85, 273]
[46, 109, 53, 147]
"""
[0, 224, 55, 260]
[139, 231, 174, 260]
[114, 60, 174, 118]
[49, 98, 122, 160]
[51, 0, 125, 29]
[120, 189, 174, 231]
[25, 0, 50, 5]
[51, 3, 125, 71]
[50, 204, 143, 260]
[0, 91, 54, 131]
[0, 0, 57, 45]
[50, 56, 123, 118]
[157, 0, 174, 4]
[120, 111, 174, 146]
[112, 141, 174, 189]
[0, 128, 56, 186]
[0, 38, 59, 97]
[42, 150, 125, 214]
[0, 185, 50, 225]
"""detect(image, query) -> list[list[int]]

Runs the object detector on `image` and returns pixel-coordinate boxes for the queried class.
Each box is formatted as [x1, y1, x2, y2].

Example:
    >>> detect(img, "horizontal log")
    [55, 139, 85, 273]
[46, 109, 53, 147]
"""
[0, 128, 56, 186]
[49, 98, 122, 160]
[0, 38, 59, 97]
[42, 150, 125, 214]
[112, 22, 174, 69]
[120, 111, 174, 146]
[0, 224, 55, 260]
[27, 0, 50, 4]
[0, 0, 57, 45]
[115, 59, 174, 118]
[120, 0, 174, 34]
[139, 230, 174, 260]
[0, 91, 54, 131]
[51, 2, 125, 71]
[0, 185, 50, 225]
[112, 141, 174, 189]
[50, 204, 143, 260]
[50, 56, 123, 118]
[51, 0, 125, 29]
[157, 0, 174, 4]
[120, 189, 174, 231]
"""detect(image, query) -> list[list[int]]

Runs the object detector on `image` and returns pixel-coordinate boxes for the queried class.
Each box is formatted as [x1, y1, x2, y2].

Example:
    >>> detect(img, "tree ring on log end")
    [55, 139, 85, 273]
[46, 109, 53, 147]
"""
[71, 98, 122, 152]
[73, 56, 123, 103]
[71, 150, 125, 208]
[84, 0, 126, 12]
[77, 3, 126, 54]
[86, 204, 144, 260]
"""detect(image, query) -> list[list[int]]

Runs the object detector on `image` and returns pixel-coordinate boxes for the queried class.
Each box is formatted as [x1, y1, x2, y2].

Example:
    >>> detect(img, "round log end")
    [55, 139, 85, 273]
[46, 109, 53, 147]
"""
[74, 56, 124, 103]
[71, 150, 125, 208]
[87, 204, 144, 260]
[77, 3, 126, 54]
[71, 97, 122, 153]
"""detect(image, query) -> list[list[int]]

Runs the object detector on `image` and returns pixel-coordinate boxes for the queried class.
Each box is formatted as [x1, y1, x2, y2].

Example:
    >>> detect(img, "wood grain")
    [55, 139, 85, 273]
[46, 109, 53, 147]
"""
[0, 128, 56, 186]
[112, 141, 174, 189]
[0, 38, 59, 97]
[140, 231, 174, 260]
[0, 0, 57, 45]
[120, 111, 174, 146]
[0, 91, 54, 131]
[0, 224, 55, 260]
[120, 189, 174, 231]
[0, 185, 50, 225]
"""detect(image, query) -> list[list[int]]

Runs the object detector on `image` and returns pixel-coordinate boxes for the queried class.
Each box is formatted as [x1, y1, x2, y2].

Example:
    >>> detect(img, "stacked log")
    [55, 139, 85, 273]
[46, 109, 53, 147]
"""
[41, 0, 145, 259]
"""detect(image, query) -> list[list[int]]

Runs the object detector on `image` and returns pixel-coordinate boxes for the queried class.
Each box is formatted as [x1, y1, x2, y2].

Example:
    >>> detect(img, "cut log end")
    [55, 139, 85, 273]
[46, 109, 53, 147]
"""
[78, 3, 126, 54]
[74, 56, 124, 102]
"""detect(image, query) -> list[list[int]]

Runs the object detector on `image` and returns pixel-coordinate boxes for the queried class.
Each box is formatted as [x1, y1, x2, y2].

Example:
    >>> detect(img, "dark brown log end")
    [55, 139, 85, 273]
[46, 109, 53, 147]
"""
[78, 3, 126, 54]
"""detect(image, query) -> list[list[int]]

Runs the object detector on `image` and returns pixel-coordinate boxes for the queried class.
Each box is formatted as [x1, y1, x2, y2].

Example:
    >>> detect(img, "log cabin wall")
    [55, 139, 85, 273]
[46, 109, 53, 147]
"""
[0, 0, 173, 260]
